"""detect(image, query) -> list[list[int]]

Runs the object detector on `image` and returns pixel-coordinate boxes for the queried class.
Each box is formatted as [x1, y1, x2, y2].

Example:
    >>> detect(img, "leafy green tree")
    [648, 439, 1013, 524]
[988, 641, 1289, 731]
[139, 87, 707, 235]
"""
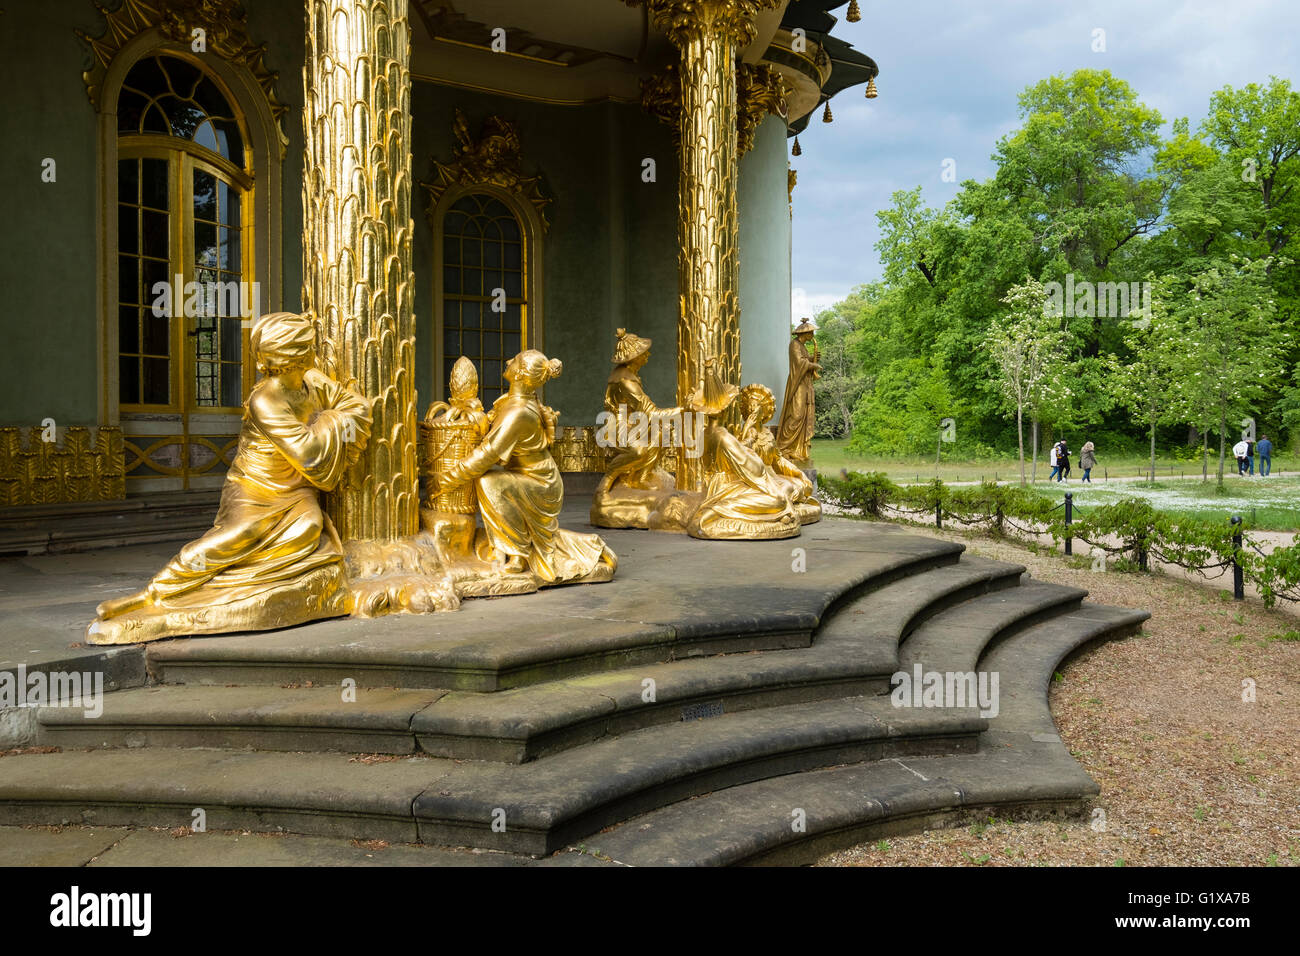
[1109, 279, 1182, 482]
[984, 278, 1071, 485]
[850, 358, 957, 458]
[1165, 257, 1291, 485]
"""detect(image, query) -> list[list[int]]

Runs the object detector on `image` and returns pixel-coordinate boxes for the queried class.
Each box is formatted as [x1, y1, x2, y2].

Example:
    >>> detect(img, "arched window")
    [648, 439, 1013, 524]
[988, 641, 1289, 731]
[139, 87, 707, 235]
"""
[116, 54, 251, 413]
[440, 193, 527, 407]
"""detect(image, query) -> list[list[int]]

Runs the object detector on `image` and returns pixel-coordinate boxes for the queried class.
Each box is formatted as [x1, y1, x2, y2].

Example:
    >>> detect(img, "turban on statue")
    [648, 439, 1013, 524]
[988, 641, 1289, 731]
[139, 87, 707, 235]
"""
[251, 312, 317, 371]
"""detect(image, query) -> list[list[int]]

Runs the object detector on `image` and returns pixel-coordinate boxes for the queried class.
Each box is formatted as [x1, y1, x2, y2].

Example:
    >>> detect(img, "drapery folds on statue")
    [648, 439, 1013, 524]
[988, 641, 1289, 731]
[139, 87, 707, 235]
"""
[88, 312, 373, 644]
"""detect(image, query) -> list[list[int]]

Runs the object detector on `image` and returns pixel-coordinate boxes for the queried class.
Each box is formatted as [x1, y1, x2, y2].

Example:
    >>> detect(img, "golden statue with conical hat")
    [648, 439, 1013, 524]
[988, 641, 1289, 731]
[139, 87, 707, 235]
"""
[776, 318, 821, 464]
[590, 328, 695, 530]
[88, 311, 374, 644]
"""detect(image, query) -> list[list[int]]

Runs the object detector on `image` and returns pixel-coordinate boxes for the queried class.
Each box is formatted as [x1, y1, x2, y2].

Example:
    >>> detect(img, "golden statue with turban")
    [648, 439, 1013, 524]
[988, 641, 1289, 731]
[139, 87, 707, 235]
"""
[437, 350, 616, 585]
[87, 312, 373, 644]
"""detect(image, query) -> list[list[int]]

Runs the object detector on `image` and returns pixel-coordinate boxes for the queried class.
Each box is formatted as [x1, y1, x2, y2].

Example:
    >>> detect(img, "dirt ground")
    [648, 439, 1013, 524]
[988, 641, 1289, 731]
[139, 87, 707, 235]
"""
[819, 525, 1300, 867]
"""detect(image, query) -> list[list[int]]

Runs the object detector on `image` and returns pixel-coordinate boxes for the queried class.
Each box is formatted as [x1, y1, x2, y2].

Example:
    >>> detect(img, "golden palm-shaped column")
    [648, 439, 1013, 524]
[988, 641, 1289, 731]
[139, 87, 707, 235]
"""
[303, 0, 418, 541]
[633, 0, 779, 491]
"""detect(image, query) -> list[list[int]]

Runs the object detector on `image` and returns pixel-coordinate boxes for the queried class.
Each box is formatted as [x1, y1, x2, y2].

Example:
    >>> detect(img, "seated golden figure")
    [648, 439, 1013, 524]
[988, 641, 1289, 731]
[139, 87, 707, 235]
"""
[591, 328, 691, 529]
[685, 361, 802, 541]
[737, 384, 822, 525]
[436, 350, 617, 586]
[88, 312, 373, 644]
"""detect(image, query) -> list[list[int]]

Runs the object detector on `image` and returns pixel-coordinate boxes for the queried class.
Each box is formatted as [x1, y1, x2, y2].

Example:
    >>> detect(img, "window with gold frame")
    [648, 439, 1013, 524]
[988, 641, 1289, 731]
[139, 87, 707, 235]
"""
[440, 193, 527, 408]
[115, 53, 253, 415]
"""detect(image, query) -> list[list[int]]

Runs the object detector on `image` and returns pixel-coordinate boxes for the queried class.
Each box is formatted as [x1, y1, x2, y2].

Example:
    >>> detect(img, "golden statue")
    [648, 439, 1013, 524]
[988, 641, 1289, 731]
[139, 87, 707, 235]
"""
[685, 360, 803, 541]
[433, 350, 617, 586]
[590, 328, 695, 530]
[87, 312, 373, 644]
[776, 318, 821, 463]
[737, 384, 821, 525]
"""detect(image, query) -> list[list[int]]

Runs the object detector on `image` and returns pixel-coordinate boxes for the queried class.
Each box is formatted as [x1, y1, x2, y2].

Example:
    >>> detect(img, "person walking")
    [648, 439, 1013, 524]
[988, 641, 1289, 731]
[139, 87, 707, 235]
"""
[1079, 441, 1096, 482]
[1245, 438, 1256, 476]
[1232, 438, 1249, 476]
[1058, 441, 1071, 481]
[1258, 435, 1273, 477]
[1048, 440, 1061, 482]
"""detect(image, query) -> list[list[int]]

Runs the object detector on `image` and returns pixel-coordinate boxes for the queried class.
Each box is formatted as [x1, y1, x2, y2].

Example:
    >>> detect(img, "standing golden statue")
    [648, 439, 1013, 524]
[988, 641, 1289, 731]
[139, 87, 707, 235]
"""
[88, 312, 373, 644]
[434, 350, 616, 586]
[685, 360, 803, 541]
[590, 329, 696, 529]
[776, 318, 821, 464]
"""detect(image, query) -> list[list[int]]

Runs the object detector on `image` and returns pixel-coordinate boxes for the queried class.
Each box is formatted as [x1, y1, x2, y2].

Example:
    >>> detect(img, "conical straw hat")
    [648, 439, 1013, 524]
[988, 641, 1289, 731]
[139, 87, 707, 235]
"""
[793, 318, 816, 335]
[687, 357, 740, 416]
[612, 328, 652, 364]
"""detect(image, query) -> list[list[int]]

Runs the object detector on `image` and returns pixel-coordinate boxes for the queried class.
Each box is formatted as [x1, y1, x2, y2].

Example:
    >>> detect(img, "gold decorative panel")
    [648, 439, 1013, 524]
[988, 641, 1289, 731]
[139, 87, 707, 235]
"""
[0, 427, 126, 507]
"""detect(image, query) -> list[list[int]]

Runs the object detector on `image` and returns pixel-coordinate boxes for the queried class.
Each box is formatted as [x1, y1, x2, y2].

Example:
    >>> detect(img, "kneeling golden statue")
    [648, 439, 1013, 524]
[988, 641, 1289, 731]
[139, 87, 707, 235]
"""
[590, 328, 694, 530]
[88, 312, 373, 645]
[425, 350, 616, 589]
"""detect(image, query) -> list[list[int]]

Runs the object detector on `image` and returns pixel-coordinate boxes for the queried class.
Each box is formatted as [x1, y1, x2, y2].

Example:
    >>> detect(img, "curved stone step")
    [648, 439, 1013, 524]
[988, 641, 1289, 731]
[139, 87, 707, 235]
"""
[977, 604, 1151, 737]
[0, 696, 985, 855]
[538, 602, 1151, 866]
[411, 556, 1025, 761]
[144, 532, 966, 692]
[34, 557, 1022, 761]
[897, 580, 1087, 675]
[544, 740, 1095, 867]
[35, 685, 447, 754]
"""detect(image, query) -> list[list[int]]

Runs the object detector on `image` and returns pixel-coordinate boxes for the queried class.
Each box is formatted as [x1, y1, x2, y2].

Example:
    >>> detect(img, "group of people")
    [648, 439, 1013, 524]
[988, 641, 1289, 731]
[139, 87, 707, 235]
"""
[1232, 436, 1274, 477]
[1048, 439, 1097, 483]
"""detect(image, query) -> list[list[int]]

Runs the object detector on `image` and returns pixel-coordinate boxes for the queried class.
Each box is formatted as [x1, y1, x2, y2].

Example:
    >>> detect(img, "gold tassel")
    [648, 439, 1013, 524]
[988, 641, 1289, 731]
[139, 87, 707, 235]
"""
[847, 0, 862, 22]
[864, 77, 878, 99]
[791, 136, 802, 156]
[822, 102, 833, 123]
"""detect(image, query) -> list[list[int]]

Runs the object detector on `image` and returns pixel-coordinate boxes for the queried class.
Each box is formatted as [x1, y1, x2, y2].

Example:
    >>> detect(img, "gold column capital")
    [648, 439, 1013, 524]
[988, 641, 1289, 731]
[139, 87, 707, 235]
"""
[627, 0, 781, 48]
[737, 62, 789, 154]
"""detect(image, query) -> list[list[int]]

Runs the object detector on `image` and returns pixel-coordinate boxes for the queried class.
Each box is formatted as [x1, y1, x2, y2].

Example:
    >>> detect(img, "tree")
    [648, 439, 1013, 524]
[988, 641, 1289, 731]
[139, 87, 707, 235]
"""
[984, 278, 1071, 485]
[1166, 257, 1290, 485]
[1109, 278, 1181, 482]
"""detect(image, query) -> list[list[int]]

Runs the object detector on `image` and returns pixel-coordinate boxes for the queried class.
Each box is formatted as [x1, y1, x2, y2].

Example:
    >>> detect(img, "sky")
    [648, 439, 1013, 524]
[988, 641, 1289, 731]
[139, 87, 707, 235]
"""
[789, 0, 1300, 320]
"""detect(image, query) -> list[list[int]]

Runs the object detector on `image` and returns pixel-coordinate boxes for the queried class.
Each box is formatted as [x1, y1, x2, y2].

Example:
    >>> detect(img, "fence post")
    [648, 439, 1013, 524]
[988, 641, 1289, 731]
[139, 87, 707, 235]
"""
[935, 501, 942, 529]
[1231, 515, 1244, 600]
[1064, 492, 1073, 556]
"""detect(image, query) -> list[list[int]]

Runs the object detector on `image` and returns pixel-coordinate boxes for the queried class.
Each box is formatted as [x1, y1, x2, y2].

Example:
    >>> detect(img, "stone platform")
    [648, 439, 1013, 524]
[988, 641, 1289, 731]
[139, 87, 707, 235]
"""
[0, 496, 1148, 865]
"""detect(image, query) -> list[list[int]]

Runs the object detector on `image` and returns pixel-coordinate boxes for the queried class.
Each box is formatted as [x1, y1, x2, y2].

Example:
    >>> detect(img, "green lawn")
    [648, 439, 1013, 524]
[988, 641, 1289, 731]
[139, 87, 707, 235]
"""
[811, 439, 1289, 485]
[811, 439, 1300, 531]
[1024, 475, 1300, 532]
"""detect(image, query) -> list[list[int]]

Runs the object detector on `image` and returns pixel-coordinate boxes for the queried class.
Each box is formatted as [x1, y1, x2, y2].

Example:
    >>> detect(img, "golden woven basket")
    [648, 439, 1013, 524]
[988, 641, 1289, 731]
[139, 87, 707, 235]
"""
[418, 419, 478, 514]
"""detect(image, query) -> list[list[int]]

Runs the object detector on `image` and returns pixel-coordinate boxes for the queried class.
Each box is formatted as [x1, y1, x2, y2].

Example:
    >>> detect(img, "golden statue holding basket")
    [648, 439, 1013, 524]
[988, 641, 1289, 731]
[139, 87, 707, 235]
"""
[419, 351, 616, 593]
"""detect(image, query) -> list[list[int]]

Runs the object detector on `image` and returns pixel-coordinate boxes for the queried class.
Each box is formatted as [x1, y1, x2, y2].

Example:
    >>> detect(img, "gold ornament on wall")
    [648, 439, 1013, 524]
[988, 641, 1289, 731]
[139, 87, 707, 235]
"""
[737, 63, 790, 155]
[420, 109, 552, 230]
[76, 0, 289, 153]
